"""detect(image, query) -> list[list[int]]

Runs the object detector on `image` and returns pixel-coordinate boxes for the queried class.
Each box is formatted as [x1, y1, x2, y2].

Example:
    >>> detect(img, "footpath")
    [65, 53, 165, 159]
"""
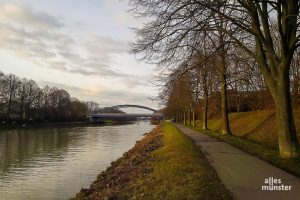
[175, 124, 300, 200]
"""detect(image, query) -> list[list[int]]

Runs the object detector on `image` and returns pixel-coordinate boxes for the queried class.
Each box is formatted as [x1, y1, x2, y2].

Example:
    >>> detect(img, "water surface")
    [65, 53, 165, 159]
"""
[0, 121, 154, 200]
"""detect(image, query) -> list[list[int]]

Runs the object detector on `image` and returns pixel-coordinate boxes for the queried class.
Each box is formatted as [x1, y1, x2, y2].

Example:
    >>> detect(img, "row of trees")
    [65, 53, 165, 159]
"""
[129, 1, 300, 158]
[158, 52, 277, 125]
[0, 71, 100, 122]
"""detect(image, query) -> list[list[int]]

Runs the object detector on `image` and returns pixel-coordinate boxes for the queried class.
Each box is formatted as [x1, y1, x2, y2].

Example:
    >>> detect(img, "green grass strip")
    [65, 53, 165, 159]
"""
[130, 122, 232, 200]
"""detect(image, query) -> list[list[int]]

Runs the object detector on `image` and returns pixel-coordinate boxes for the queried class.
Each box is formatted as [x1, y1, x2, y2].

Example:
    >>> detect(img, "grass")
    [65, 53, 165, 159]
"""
[207, 110, 275, 133]
[129, 122, 232, 200]
[201, 110, 278, 147]
[187, 124, 300, 179]
[199, 109, 300, 148]
[73, 123, 232, 199]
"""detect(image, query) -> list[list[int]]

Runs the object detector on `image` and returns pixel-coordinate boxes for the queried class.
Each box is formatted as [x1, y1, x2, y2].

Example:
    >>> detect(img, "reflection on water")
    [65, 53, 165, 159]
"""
[0, 121, 154, 200]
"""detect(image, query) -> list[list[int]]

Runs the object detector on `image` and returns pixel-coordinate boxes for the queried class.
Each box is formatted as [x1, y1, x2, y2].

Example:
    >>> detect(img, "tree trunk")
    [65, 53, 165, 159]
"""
[218, 27, 231, 135]
[203, 87, 208, 130]
[188, 108, 191, 125]
[256, 47, 298, 158]
[20, 89, 26, 121]
[220, 72, 231, 135]
[183, 110, 186, 125]
[180, 113, 183, 123]
[271, 75, 298, 158]
[192, 108, 195, 127]
[7, 86, 13, 120]
[292, 75, 300, 107]
[234, 87, 241, 112]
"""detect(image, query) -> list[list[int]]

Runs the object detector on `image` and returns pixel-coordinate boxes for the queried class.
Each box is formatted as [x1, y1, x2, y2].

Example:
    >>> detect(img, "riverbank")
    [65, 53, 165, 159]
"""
[73, 123, 232, 199]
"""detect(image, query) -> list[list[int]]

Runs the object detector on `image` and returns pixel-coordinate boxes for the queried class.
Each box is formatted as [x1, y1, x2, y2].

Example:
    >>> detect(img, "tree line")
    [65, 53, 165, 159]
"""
[129, 1, 300, 158]
[0, 71, 101, 123]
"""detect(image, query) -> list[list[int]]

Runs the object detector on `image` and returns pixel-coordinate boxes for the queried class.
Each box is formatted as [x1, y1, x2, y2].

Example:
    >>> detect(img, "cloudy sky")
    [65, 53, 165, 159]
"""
[0, 0, 159, 111]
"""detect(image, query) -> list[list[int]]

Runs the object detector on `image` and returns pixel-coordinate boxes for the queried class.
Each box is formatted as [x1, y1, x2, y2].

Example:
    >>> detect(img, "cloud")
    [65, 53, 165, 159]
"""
[0, 3, 135, 80]
[0, 3, 63, 29]
[86, 35, 128, 56]
[0, 2, 158, 108]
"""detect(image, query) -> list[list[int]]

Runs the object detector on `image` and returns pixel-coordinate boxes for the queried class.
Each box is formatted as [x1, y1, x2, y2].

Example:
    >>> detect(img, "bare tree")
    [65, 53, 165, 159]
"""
[291, 49, 300, 106]
[0, 71, 90, 123]
[130, 0, 300, 158]
[204, 0, 300, 158]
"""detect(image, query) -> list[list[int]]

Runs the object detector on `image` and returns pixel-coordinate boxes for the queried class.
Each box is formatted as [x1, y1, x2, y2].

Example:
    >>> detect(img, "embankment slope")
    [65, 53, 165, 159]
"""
[74, 123, 232, 200]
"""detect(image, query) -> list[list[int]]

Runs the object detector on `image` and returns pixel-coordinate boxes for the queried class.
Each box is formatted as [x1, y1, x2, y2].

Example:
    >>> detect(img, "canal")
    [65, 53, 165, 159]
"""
[0, 121, 155, 200]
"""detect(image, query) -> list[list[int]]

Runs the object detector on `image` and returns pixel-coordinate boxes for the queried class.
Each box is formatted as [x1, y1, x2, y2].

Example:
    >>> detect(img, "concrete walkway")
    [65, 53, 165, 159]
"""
[175, 124, 300, 200]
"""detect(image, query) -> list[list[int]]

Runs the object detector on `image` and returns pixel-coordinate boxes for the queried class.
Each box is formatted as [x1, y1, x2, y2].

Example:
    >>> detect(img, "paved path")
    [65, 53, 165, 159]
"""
[175, 124, 300, 200]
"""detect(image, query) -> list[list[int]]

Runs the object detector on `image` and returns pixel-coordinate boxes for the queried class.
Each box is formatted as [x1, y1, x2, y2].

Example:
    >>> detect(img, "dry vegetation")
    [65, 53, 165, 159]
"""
[197, 109, 300, 148]
[74, 123, 232, 200]
[130, 0, 300, 158]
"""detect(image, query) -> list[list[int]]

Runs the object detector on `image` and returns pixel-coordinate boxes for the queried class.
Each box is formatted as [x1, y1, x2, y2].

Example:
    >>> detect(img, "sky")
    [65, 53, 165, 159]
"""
[0, 0, 159, 112]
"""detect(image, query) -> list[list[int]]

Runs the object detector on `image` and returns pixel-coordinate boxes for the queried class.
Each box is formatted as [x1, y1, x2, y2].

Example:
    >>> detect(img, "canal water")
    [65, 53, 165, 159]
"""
[0, 121, 155, 200]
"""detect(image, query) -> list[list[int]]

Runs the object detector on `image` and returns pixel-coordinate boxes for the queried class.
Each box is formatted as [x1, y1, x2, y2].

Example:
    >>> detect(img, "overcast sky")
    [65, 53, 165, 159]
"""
[0, 0, 159, 111]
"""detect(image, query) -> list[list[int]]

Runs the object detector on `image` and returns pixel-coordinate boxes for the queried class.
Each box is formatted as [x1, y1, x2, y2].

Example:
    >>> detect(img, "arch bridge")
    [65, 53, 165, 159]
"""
[112, 104, 158, 112]
[90, 104, 163, 122]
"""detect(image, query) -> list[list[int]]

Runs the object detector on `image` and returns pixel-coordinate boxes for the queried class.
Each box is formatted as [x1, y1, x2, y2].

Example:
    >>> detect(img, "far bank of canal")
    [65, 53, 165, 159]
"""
[0, 121, 155, 200]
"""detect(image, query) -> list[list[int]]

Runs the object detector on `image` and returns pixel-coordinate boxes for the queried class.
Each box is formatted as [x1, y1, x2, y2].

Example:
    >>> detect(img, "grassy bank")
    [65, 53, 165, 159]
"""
[186, 110, 300, 178]
[200, 109, 300, 148]
[133, 123, 232, 199]
[74, 123, 232, 199]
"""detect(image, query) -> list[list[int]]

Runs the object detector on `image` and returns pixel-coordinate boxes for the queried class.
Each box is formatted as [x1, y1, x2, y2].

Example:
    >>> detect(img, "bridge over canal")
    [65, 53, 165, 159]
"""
[89, 104, 163, 122]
